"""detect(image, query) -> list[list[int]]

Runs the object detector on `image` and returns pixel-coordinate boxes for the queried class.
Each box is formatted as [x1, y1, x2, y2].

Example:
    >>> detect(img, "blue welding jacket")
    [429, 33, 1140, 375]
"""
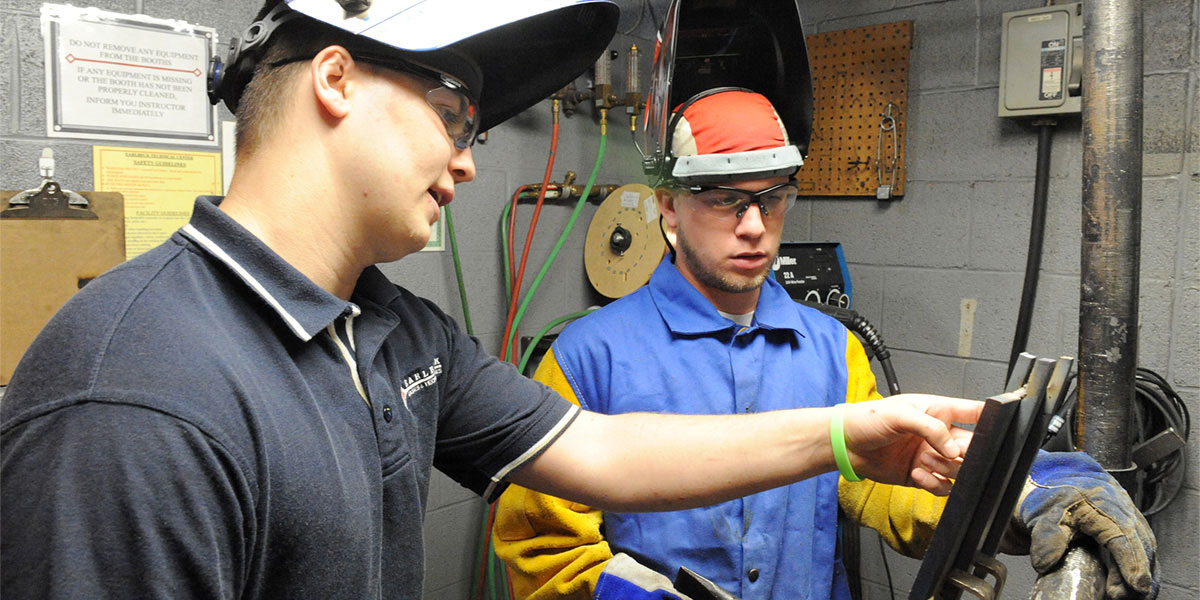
[550, 257, 854, 600]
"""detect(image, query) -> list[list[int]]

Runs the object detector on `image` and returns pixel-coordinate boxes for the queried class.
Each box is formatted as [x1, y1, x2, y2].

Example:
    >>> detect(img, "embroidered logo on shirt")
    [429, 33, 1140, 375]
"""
[400, 357, 442, 408]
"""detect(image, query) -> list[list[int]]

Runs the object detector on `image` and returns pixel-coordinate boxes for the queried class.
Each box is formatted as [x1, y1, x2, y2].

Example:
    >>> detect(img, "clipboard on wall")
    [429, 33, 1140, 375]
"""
[1, 177, 125, 384]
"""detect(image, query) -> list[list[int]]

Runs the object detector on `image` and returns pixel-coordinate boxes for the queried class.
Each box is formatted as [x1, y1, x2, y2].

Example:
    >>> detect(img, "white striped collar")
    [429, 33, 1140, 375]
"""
[179, 197, 356, 342]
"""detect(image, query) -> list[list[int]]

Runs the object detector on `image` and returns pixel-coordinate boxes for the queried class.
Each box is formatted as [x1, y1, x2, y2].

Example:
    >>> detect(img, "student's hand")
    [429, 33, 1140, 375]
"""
[841, 394, 983, 495]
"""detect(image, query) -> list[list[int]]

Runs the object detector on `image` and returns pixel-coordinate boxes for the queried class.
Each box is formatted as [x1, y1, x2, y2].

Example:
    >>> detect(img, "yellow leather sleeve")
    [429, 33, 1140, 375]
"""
[837, 333, 948, 557]
[492, 348, 611, 599]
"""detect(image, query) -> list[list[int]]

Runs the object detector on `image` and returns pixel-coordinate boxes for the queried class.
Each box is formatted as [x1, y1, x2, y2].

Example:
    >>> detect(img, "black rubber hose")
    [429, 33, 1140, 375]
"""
[1006, 121, 1056, 382]
[798, 301, 901, 396]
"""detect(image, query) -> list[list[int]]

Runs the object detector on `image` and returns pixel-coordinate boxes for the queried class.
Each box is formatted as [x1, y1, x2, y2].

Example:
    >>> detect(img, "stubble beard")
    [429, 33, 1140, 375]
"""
[676, 227, 774, 295]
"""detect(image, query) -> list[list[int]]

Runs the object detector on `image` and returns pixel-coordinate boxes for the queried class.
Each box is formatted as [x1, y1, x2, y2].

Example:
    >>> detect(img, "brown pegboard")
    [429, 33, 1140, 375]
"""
[798, 21, 912, 198]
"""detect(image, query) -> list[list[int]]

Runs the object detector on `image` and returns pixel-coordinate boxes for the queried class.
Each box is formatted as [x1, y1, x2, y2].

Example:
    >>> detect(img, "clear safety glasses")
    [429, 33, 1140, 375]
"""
[271, 52, 479, 150]
[351, 52, 479, 150]
[678, 180, 799, 221]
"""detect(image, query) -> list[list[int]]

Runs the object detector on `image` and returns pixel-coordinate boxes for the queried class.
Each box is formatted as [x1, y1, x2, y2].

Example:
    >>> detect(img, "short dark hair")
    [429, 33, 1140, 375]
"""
[233, 3, 362, 159]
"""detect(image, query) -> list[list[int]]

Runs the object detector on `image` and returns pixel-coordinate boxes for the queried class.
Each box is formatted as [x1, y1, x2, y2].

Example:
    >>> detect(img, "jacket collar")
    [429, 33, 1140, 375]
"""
[179, 196, 372, 342]
[646, 256, 807, 337]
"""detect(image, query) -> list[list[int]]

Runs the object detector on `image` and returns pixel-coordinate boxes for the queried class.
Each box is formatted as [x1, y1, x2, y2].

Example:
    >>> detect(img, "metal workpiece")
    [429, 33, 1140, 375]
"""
[1028, 543, 1108, 600]
[1077, 0, 1143, 485]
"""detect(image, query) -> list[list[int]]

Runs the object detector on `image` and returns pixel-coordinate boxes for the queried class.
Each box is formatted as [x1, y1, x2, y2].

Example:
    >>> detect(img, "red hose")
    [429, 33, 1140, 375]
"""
[500, 105, 560, 362]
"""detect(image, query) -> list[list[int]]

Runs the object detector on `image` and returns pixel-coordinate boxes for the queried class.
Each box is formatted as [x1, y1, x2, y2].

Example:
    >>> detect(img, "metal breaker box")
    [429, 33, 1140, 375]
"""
[999, 3, 1083, 118]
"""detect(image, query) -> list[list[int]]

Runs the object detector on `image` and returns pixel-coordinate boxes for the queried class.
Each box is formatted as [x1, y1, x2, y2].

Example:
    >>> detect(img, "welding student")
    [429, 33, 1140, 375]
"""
[0, 2, 988, 599]
[493, 88, 1158, 600]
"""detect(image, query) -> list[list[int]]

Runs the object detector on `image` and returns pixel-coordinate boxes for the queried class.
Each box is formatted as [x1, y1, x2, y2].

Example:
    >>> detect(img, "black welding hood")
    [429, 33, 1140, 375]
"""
[643, 0, 814, 182]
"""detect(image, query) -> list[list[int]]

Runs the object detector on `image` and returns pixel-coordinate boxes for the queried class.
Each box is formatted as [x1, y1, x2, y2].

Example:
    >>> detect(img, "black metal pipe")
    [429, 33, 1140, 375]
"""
[1077, 0, 1143, 490]
[1028, 543, 1107, 600]
[1006, 120, 1056, 383]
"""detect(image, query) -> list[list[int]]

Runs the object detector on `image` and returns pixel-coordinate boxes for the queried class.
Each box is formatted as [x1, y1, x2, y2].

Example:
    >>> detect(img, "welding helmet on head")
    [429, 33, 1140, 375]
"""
[208, 0, 619, 133]
[642, 0, 814, 184]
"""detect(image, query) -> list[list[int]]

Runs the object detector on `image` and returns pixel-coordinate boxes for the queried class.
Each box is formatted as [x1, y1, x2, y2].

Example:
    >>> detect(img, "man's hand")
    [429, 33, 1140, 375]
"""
[1008, 451, 1158, 600]
[842, 394, 983, 495]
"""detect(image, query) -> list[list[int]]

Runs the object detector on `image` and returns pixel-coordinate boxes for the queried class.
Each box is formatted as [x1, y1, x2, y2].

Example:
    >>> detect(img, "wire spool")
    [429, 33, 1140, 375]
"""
[584, 183, 665, 298]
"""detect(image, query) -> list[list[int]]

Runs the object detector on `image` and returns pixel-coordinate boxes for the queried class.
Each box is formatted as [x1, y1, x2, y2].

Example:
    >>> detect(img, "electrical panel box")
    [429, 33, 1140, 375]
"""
[770, 242, 851, 308]
[998, 3, 1083, 118]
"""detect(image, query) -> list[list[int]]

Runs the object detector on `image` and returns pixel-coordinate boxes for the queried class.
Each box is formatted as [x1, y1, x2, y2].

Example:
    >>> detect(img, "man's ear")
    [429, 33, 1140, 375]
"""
[310, 45, 355, 119]
[656, 187, 679, 248]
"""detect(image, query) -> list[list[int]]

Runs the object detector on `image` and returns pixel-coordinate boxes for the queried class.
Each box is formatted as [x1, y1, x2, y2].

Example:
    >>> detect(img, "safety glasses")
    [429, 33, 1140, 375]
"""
[271, 51, 479, 150]
[351, 52, 479, 150]
[678, 180, 799, 221]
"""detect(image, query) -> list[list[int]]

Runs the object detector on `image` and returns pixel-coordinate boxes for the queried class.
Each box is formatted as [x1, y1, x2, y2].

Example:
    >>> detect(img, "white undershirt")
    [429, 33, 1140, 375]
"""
[718, 309, 754, 327]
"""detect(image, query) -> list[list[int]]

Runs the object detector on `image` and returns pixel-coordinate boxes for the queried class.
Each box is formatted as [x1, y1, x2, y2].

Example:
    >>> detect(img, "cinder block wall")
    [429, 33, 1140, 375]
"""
[4, 0, 1197, 598]
[786, 1, 1199, 599]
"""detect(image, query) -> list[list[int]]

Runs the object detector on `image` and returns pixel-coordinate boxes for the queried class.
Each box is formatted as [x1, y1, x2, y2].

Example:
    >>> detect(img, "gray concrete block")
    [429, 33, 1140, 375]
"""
[422, 578, 473, 600]
[858, 537, 922, 595]
[1151, 489, 1200, 593]
[438, 250, 509, 341]
[846, 263, 886, 327]
[976, 0, 1042, 88]
[882, 267, 1023, 361]
[906, 89, 1045, 182]
[421, 497, 486, 596]
[821, 1, 978, 92]
[797, 0, 895, 30]
[1159, 582, 1200, 600]
[2, 15, 15, 134]
[972, 175, 1085, 276]
[1144, 73, 1190, 176]
[428, 468, 478, 510]
[1170, 284, 1199, 388]
[810, 181, 971, 269]
[1144, 0, 1195, 73]
[1014, 272, 1082, 361]
[2, 137, 94, 191]
[963, 358, 1008, 400]
[1138, 278, 1176, 374]
[1181, 178, 1198, 281]
[782, 198, 814, 241]
[887, 348, 967, 396]
[1039, 175, 1085, 276]
[970, 179, 1035, 273]
[1176, 387, 1200, 491]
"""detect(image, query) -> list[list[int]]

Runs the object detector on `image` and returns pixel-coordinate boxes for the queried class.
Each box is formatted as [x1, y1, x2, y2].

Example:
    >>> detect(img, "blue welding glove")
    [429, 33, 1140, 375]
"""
[1010, 451, 1158, 600]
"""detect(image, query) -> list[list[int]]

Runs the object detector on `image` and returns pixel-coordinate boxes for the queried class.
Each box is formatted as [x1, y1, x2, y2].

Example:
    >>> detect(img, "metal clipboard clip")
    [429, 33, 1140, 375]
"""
[2, 149, 96, 220]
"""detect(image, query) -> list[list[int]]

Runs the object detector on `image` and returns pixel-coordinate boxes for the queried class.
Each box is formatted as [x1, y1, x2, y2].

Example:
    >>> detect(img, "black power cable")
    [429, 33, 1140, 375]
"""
[1006, 119, 1057, 383]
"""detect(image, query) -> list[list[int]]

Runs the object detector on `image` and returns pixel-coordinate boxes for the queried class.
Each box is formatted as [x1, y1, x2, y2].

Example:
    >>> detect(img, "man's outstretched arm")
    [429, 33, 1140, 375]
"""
[509, 393, 982, 513]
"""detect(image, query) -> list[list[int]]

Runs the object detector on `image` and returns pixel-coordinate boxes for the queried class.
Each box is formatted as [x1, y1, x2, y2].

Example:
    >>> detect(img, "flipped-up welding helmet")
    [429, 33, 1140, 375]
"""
[643, 0, 814, 184]
[208, 0, 619, 134]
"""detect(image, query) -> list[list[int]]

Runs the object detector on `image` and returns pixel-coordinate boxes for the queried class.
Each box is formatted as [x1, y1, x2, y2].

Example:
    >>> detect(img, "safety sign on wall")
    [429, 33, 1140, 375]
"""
[41, 4, 218, 146]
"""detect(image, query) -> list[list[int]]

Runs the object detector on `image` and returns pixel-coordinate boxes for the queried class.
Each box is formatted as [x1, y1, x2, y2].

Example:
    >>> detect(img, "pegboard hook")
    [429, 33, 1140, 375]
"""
[875, 103, 899, 199]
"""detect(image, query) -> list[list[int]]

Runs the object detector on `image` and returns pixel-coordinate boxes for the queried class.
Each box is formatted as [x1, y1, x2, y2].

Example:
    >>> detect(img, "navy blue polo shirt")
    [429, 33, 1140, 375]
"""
[1, 196, 577, 599]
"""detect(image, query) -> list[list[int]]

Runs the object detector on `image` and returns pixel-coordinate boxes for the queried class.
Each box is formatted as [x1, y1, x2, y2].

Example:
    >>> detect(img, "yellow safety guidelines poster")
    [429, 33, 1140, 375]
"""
[93, 146, 222, 259]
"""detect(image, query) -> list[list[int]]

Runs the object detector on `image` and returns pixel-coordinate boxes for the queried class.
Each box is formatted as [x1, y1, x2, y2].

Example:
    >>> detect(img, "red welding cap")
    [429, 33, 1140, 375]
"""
[668, 88, 803, 184]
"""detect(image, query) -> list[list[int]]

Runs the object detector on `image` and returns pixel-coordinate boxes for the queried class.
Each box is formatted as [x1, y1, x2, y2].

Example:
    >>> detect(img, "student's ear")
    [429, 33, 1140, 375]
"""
[656, 187, 678, 248]
[310, 45, 355, 119]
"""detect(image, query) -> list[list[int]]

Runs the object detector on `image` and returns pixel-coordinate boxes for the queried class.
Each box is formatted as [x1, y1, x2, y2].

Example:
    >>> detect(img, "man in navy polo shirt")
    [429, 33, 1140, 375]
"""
[1, 2, 985, 599]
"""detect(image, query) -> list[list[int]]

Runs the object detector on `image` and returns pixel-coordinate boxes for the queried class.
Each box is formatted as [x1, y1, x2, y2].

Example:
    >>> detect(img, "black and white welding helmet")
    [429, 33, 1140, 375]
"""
[642, 0, 814, 184]
[208, 0, 619, 133]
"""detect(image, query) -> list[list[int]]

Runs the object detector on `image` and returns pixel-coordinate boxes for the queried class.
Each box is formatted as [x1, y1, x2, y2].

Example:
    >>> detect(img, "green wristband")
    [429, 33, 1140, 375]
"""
[830, 403, 863, 482]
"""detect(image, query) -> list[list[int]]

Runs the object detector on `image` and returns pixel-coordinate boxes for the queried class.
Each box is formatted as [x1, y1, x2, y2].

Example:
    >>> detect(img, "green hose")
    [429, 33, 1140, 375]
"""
[517, 309, 596, 374]
[503, 115, 608, 357]
[500, 202, 512, 304]
[443, 205, 474, 335]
